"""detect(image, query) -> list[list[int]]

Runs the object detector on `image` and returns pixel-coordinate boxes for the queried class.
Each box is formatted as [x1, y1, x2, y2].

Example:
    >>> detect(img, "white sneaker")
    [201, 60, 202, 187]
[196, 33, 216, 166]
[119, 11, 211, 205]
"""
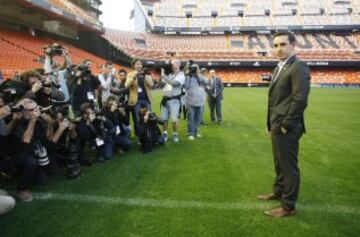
[188, 135, 195, 140]
[173, 134, 179, 142]
[17, 190, 33, 202]
[196, 133, 202, 138]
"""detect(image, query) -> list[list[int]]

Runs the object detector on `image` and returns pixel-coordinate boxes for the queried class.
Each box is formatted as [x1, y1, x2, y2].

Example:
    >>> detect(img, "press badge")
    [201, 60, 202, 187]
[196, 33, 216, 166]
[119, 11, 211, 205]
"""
[138, 87, 143, 93]
[116, 126, 121, 135]
[95, 138, 104, 147]
[87, 92, 95, 100]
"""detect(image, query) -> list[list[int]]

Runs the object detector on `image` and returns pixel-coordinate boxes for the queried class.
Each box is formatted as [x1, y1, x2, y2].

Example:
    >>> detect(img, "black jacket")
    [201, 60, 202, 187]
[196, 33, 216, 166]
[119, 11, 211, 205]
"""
[267, 55, 311, 133]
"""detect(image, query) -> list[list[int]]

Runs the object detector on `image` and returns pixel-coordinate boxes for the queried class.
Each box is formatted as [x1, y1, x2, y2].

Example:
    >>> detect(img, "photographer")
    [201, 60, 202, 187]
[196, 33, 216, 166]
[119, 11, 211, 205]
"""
[125, 59, 154, 136]
[71, 62, 101, 116]
[111, 69, 133, 134]
[21, 70, 65, 107]
[103, 96, 131, 154]
[184, 63, 210, 140]
[41, 106, 81, 179]
[11, 99, 46, 202]
[98, 62, 116, 108]
[43, 43, 72, 102]
[76, 103, 114, 163]
[159, 59, 185, 142]
[138, 108, 165, 154]
[0, 95, 22, 182]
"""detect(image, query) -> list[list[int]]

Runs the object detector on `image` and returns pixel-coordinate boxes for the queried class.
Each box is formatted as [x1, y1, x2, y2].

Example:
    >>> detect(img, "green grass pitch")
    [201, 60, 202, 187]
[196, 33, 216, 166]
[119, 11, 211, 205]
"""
[1, 88, 359, 237]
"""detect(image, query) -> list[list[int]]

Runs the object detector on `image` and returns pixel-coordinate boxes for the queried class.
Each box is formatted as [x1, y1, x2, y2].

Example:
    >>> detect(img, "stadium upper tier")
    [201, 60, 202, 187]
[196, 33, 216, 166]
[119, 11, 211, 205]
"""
[18, 0, 102, 28]
[146, 0, 360, 27]
[104, 29, 360, 61]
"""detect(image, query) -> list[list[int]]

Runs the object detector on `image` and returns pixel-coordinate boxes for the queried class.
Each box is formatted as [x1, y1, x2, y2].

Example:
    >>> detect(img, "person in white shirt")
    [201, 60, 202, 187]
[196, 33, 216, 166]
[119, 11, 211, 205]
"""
[98, 62, 116, 107]
[159, 60, 185, 142]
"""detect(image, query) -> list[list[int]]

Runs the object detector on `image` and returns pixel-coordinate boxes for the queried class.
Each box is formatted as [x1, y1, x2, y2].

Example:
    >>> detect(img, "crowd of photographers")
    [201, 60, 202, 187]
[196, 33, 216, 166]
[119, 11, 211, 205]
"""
[0, 43, 223, 213]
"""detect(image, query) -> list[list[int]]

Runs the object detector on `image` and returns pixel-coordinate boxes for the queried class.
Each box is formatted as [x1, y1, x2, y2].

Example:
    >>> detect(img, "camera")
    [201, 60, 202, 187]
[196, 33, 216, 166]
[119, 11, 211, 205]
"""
[9, 103, 24, 113]
[184, 60, 198, 76]
[67, 64, 91, 80]
[45, 44, 64, 57]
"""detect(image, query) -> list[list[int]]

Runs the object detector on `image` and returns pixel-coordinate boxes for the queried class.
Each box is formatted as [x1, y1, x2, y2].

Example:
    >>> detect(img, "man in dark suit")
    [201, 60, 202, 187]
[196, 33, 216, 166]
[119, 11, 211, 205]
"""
[207, 70, 224, 125]
[258, 32, 311, 217]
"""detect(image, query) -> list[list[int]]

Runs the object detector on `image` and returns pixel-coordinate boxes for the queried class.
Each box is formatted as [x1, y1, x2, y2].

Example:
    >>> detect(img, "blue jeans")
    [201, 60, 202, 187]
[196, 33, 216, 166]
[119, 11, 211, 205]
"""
[134, 99, 151, 135]
[187, 104, 202, 136]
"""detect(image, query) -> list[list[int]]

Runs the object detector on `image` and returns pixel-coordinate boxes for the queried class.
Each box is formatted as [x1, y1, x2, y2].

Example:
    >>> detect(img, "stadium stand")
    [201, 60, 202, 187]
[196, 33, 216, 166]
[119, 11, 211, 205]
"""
[148, 0, 360, 27]
[104, 29, 360, 61]
[0, 29, 114, 79]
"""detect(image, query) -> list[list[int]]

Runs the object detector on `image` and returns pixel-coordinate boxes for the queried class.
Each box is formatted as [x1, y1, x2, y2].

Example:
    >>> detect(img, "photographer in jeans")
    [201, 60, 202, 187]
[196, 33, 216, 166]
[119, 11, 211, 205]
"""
[184, 64, 209, 140]
[103, 96, 131, 154]
[125, 59, 154, 136]
[159, 59, 185, 142]
[11, 99, 44, 202]
[76, 103, 114, 163]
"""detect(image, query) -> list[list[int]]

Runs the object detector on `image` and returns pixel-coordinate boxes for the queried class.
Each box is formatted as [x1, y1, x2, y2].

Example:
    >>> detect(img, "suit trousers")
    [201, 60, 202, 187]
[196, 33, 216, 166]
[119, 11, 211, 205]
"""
[271, 123, 303, 210]
[208, 97, 222, 122]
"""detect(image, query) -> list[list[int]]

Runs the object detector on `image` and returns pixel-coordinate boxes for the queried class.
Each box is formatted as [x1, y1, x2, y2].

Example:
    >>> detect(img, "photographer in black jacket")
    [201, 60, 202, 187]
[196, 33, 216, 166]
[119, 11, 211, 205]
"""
[138, 108, 165, 154]
[70, 61, 100, 116]
[41, 106, 81, 179]
[76, 103, 114, 163]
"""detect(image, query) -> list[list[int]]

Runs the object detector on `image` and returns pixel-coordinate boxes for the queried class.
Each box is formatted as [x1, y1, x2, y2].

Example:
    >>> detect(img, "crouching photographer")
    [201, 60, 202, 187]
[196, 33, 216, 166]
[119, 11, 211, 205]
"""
[41, 106, 81, 179]
[138, 108, 165, 154]
[76, 103, 114, 163]
[103, 96, 131, 154]
[11, 99, 56, 202]
[0, 94, 23, 183]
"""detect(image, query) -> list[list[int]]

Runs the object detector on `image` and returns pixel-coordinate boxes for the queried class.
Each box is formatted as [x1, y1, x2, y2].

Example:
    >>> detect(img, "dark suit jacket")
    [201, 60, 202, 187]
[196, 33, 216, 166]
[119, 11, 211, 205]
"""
[267, 55, 311, 133]
[207, 77, 224, 100]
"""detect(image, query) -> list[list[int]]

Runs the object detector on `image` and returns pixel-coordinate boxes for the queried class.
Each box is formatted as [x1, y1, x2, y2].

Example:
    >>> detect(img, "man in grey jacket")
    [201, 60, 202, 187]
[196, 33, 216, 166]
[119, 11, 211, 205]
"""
[184, 64, 209, 140]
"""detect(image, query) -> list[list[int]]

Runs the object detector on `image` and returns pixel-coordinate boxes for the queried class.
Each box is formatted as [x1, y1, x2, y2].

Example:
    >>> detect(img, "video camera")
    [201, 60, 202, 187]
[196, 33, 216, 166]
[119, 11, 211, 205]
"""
[67, 64, 91, 80]
[44, 43, 64, 57]
[184, 60, 198, 75]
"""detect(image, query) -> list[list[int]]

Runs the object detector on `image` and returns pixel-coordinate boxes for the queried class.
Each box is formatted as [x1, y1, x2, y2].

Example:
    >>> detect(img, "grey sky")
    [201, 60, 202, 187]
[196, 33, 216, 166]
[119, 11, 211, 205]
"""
[100, 0, 134, 31]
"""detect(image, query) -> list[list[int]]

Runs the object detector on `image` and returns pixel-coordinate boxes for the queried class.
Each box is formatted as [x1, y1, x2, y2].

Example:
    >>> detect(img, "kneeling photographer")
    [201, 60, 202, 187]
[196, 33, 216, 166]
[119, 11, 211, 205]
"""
[41, 106, 81, 179]
[76, 103, 114, 163]
[103, 96, 131, 154]
[0, 94, 23, 183]
[11, 99, 55, 202]
[138, 108, 165, 154]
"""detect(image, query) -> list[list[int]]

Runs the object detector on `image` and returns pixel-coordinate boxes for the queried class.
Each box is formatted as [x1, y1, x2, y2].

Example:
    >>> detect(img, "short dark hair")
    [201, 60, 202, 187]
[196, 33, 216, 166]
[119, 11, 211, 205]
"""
[131, 58, 142, 67]
[80, 102, 92, 114]
[273, 31, 296, 44]
[118, 69, 127, 75]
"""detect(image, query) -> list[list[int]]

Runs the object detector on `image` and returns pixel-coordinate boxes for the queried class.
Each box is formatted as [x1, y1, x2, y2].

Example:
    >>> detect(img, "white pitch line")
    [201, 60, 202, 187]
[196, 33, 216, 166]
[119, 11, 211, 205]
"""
[33, 192, 360, 215]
